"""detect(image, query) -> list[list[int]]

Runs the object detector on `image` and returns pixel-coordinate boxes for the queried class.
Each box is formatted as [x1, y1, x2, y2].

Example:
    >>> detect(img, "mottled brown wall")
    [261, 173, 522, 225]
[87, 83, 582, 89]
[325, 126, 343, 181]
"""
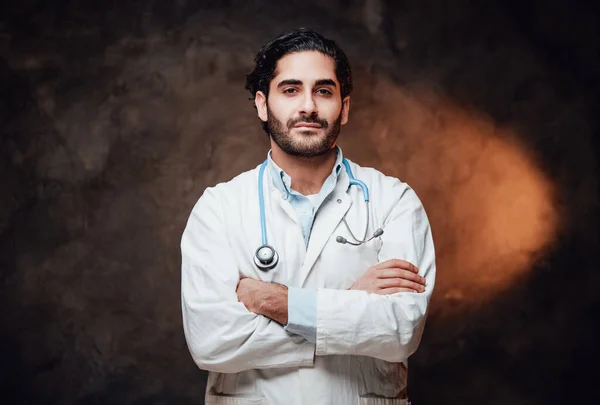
[1, 0, 598, 404]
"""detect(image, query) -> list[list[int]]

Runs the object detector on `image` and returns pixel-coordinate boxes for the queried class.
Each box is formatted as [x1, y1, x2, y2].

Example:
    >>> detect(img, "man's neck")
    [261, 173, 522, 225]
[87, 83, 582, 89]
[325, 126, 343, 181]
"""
[270, 143, 337, 196]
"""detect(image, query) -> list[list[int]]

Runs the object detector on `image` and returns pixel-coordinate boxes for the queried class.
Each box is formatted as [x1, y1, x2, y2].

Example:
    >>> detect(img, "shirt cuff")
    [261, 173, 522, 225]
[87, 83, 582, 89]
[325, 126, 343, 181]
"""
[284, 287, 317, 343]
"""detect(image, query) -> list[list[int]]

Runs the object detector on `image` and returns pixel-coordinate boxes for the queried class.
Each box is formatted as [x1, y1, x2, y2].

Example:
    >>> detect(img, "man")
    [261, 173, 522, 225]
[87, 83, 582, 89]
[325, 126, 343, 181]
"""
[181, 28, 436, 405]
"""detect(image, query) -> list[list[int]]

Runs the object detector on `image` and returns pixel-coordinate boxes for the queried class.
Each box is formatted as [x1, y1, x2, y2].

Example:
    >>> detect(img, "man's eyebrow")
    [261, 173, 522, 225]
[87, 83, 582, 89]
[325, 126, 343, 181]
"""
[277, 79, 302, 88]
[315, 79, 337, 87]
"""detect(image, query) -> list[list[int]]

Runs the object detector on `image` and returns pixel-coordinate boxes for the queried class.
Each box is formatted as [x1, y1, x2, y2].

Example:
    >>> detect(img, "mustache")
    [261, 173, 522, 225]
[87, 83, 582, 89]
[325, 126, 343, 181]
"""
[288, 116, 328, 128]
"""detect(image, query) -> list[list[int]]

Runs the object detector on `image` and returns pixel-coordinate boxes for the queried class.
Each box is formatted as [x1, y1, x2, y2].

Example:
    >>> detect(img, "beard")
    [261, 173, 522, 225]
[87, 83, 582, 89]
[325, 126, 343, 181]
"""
[267, 106, 342, 158]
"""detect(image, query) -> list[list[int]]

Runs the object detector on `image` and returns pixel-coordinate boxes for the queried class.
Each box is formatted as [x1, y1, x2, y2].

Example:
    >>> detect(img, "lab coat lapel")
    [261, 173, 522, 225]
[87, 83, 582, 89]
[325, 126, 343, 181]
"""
[299, 173, 351, 287]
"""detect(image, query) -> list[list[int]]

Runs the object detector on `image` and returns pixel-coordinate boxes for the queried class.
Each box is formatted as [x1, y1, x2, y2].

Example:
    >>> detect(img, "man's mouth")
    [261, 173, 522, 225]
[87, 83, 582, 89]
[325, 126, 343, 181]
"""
[294, 123, 322, 129]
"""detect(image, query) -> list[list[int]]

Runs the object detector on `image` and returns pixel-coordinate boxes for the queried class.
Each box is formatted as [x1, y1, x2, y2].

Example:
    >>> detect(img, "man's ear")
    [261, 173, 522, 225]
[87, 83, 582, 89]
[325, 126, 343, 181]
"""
[341, 96, 350, 125]
[255, 91, 268, 122]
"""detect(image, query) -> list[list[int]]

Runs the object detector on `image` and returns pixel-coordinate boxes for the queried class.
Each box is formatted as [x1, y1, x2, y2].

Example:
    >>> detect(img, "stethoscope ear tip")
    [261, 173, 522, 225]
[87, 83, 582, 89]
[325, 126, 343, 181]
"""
[336, 228, 384, 246]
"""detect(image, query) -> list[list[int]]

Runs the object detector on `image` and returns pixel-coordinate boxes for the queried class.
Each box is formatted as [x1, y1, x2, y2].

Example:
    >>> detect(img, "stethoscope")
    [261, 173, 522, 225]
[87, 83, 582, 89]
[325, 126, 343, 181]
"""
[254, 158, 384, 271]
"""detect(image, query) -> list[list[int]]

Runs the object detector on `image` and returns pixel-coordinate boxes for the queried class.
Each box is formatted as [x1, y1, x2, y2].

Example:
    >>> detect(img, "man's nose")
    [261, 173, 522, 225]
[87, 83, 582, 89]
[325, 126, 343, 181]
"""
[299, 93, 317, 115]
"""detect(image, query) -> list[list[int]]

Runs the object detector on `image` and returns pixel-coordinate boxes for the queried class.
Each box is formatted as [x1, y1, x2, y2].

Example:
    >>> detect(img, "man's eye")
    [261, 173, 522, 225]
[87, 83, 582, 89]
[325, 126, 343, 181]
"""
[316, 89, 332, 95]
[283, 88, 298, 94]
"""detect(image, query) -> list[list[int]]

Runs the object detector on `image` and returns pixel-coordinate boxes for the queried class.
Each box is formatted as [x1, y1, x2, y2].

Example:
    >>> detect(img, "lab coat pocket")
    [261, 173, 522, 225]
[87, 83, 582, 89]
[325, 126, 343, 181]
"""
[321, 235, 382, 289]
[205, 394, 269, 405]
[361, 236, 383, 252]
[358, 396, 408, 405]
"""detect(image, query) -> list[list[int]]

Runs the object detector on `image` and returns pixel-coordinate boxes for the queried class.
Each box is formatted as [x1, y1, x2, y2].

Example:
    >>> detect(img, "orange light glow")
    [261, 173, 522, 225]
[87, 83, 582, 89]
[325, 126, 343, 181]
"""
[347, 78, 560, 315]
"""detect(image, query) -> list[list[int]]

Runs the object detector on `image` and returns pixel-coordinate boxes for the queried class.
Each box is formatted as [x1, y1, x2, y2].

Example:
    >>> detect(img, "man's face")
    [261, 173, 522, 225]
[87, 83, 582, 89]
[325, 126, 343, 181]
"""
[255, 51, 350, 158]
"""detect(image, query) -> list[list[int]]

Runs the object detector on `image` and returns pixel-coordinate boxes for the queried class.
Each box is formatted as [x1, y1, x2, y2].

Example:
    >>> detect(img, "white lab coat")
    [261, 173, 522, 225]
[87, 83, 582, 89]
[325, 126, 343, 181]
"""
[181, 158, 436, 405]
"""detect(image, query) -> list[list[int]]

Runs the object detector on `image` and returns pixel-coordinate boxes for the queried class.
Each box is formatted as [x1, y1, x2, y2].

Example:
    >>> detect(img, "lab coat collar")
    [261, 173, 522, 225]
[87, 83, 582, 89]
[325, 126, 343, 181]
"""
[266, 146, 344, 199]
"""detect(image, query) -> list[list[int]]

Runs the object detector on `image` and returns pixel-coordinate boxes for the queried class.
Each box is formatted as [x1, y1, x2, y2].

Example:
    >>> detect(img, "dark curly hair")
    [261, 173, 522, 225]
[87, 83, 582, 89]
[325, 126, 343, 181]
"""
[245, 28, 353, 133]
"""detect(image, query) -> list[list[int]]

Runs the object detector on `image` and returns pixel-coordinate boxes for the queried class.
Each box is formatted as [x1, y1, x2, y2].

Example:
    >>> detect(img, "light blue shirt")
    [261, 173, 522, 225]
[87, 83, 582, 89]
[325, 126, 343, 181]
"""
[266, 147, 344, 343]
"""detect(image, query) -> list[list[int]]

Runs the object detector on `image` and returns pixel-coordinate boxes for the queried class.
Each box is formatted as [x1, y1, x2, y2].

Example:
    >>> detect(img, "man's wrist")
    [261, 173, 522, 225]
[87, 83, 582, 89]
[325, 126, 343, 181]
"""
[257, 282, 288, 324]
[258, 282, 287, 312]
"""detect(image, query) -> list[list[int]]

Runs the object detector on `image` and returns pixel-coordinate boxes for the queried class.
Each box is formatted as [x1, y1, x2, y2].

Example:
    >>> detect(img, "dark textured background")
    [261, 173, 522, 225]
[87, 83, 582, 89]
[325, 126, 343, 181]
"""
[1, 0, 599, 404]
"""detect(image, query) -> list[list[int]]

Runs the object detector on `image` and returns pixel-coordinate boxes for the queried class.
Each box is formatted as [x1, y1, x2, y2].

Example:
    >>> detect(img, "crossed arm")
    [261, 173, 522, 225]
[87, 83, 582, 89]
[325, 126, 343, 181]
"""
[236, 259, 427, 326]
[181, 183, 436, 373]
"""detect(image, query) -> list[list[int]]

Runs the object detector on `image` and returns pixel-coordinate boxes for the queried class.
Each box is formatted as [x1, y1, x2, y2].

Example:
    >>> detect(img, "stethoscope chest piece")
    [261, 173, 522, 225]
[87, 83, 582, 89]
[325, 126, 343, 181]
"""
[254, 244, 279, 271]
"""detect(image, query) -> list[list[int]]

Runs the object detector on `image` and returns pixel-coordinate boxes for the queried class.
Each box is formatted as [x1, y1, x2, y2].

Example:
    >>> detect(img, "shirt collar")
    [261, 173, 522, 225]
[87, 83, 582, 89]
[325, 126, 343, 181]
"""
[266, 146, 344, 198]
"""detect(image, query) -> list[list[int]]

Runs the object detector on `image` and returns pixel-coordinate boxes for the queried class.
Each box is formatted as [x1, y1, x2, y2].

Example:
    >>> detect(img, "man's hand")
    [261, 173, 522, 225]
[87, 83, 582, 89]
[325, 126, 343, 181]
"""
[350, 259, 426, 294]
[236, 278, 288, 325]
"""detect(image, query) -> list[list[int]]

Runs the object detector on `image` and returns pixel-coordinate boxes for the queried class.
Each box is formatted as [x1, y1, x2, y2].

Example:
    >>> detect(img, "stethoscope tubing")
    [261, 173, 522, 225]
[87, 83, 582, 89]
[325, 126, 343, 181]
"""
[255, 158, 381, 270]
[258, 161, 269, 246]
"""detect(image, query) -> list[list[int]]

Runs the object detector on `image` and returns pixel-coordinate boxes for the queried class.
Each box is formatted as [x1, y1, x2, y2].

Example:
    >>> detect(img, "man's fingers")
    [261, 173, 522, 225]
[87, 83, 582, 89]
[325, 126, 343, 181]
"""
[377, 278, 425, 292]
[375, 287, 417, 295]
[376, 268, 426, 284]
[370, 259, 419, 273]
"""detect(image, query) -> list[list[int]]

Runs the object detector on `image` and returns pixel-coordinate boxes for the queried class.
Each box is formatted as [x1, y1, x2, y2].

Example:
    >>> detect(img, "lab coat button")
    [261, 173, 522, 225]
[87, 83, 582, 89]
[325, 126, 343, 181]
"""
[337, 198, 342, 203]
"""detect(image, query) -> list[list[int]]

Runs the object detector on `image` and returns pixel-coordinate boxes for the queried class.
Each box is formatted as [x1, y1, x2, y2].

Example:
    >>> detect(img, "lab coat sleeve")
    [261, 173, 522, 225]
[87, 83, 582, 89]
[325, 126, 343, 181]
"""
[181, 187, 316, 373]
[315, 183, 436, 362]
